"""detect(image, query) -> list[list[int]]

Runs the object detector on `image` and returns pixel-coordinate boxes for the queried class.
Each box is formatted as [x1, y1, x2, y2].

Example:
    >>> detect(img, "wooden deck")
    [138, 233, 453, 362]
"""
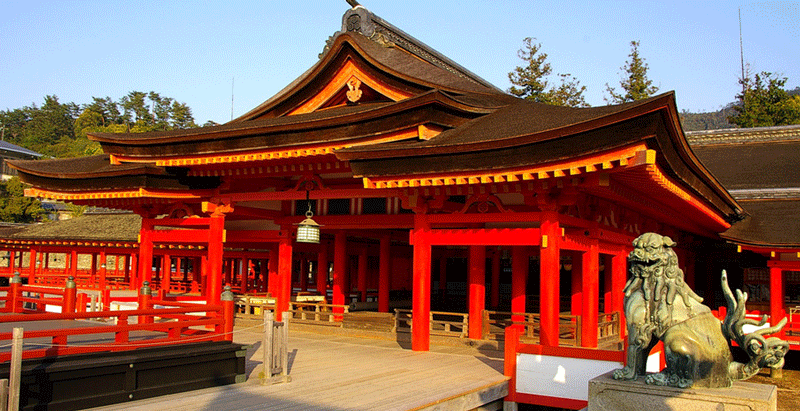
[85, 321, 509, 411]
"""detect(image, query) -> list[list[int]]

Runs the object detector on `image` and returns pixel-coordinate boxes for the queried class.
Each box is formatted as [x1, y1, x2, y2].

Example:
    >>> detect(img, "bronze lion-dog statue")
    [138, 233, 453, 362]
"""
[613, 232, 789, 388]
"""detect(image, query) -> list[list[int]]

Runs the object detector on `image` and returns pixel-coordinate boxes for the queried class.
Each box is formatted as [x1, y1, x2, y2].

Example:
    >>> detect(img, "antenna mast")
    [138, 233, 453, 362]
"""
[739, 8, 746, 94]
[231, 77, 235, 121]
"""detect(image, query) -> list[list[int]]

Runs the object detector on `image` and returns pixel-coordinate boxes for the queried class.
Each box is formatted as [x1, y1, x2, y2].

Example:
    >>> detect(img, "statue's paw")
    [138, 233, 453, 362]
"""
[613, 367, 636, 380]
[645, 372, 669, 386]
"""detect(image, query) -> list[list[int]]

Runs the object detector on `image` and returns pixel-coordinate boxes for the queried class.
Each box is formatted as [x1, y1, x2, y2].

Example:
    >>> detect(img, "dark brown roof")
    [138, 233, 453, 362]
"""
[8, 155, 164, 179]
[8, 155, 220, 193]
[721, 199, 800, 248]
[687, 125, 800, 248]
[338, 93, 672, 160]
[10, 213, 141, 242]
[690, 131, 800, 191]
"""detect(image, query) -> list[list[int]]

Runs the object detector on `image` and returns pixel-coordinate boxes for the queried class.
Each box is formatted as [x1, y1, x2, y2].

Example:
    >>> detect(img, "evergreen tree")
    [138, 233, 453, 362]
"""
[0, 177, 45, 223]
[728, 70, 800, 127]
[508, 37, 588, 107]
[605, 41, 659, 104]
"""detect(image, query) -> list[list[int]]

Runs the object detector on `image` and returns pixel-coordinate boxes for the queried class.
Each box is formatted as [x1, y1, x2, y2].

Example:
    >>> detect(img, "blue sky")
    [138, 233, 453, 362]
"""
[1, 1, 798, 125]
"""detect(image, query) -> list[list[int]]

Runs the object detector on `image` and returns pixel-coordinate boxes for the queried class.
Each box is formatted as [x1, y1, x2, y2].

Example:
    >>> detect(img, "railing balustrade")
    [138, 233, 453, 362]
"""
[393, 309, 469, 338]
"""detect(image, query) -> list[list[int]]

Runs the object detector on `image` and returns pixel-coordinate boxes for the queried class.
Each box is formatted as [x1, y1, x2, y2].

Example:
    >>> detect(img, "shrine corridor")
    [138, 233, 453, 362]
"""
[85, 322, 508, 411]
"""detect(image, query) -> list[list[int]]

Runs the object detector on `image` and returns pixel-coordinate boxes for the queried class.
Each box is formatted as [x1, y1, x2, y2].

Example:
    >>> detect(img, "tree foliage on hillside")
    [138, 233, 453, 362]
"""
[679, 105, 735, 131]
[605, 41, 659, 104]
[508, 37, 588, 107]
[728, 71, 800, 128]
[0, 177, 45, 223]
[0, 92, 199, 158]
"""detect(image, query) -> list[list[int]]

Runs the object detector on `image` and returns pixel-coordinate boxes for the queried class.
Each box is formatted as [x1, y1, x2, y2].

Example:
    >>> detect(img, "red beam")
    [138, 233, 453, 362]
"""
[150, 229, 210, 244]
[415, 228, 542, 246]
[229, 188, 403, 202]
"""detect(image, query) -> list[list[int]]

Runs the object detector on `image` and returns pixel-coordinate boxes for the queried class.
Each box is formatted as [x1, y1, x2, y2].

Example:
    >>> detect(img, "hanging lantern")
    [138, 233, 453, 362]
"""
[296, 193, 321, 244]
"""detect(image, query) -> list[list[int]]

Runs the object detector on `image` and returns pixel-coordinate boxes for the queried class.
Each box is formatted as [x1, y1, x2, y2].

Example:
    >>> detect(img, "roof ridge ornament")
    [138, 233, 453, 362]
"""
[346, 0, 360, 8]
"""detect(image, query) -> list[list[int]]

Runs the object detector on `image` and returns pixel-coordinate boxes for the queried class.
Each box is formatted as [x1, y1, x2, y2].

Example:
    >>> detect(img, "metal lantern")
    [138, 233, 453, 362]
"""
[296, 196, 321, 244]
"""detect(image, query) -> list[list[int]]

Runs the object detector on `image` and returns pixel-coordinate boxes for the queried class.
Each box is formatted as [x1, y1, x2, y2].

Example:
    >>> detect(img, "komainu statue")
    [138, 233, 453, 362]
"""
[613, 232, 789, 388]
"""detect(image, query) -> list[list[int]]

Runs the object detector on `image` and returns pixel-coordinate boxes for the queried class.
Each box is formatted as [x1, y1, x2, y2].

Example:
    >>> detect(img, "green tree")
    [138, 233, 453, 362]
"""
[0, 177, 46, 223]
[508, 37, 588, 107]
[605, 41, 659, 104]
[729, 71, 800, 127]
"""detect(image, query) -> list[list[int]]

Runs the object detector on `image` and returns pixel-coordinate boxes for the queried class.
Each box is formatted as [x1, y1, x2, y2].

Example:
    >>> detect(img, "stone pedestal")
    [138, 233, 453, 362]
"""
[587, 371, 777, 411]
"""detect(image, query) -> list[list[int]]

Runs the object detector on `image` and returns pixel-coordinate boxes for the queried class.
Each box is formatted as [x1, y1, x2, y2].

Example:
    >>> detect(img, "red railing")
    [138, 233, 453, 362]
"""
[0, 274, 235, 362]
[0, 303, 230, 362]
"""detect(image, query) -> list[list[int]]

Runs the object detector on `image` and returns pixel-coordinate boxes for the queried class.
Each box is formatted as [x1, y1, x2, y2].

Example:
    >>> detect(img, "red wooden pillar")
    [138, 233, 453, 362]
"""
[332, 231, 348, 316]
[571, 252, 583, 316]
[9, 251, 15, 273]
[490, 250, 501, 309]
[581, 242, 599, 348]
[317, 241, 329, 299]
[162, 254, 171, 292]
[378, 234, 391, 313]
[268, 246, 279, 296]
[192, 257, 201, 293]
[468, 245, 486, 340]
[247, 258, 255, 293]
[138, 219, 154, 289]
[770, 265, 785, 338]
[511, 246, 528, 323]
[357, 250, 368, 302]
[276, 238, 292, 321]
[99, 249, 108, 291]
[28, 248, 37, 285]
[70, 249, 78, 279]
[539, 212, 561, 347]
[129, 253, 138, 290]
[611, 251, 626, 315]
[206, 215, 225, 305]
[411, 213, 431, 351]
[90, 253, 98, 286]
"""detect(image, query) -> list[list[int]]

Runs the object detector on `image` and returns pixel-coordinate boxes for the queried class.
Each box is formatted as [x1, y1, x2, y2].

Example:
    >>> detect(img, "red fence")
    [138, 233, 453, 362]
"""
[0, 274, 235, 362]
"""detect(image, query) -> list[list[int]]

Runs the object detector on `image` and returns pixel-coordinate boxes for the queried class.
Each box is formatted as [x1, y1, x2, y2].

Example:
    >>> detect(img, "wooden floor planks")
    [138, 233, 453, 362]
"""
[84, 323, 508, 411]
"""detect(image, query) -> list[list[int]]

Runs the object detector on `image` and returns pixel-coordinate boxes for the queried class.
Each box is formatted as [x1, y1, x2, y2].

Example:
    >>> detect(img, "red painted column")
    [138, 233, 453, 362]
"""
[90, 253, 98, 286]
[70, 249, 78, 279]
[268, 246, 279, 297]
[28, 248, 37, 285]
[411, 213, 431, 351]
[357, 250, 368, 302]
[206, 215, 225, 305]
[99, 249, 108, 291]
[161, 254, 171, 292]
[611, 251, 627, 315]
[581, 242, 599, 348]
[333, 231, 348, 316]
[378, 234, 391, 313]
[129, 253, 138, 291]
[317, 242, 329, 299]
[490, 250, 501, 309]
[511, 246, 528, 323]
[539, 212, 561, 347]
[468, 245, 486, 339]
[770, 265, 785, 338]
[571, 252, 583, 316]
[138, 219, 154, 289]
[276, 238, 293, 321]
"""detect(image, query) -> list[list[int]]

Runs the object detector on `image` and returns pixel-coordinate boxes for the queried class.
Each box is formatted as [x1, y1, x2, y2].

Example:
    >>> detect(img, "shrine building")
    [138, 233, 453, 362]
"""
[5, 4, 796, 359]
